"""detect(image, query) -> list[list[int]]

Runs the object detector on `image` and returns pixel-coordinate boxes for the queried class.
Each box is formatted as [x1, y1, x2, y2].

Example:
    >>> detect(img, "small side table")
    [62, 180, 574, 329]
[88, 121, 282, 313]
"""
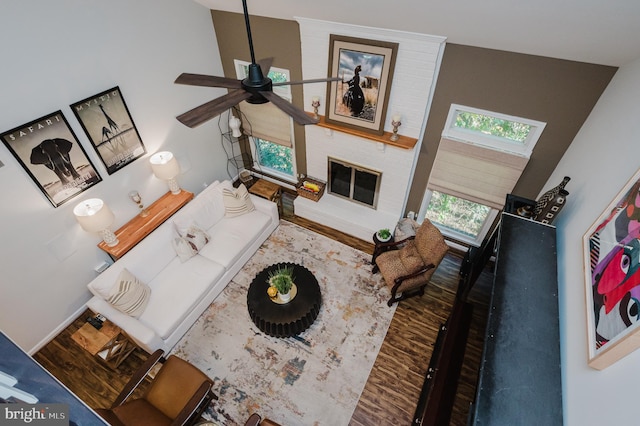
[71, 320, 137, 370]
[98, 190, 194, 260]
[371, 233, 396, 273]
[248, 178, 281, 214]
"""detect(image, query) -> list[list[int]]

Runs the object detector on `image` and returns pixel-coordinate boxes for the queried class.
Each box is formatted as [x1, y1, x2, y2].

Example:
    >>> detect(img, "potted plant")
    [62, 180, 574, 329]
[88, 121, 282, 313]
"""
[376, 228, 392, 242]
[267, 265, 295, 302]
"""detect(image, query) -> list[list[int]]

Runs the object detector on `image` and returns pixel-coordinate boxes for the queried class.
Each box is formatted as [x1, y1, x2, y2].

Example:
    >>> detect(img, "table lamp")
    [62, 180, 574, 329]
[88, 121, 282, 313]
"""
[150, 151, 181, 194]
[73, 198, 119, 247]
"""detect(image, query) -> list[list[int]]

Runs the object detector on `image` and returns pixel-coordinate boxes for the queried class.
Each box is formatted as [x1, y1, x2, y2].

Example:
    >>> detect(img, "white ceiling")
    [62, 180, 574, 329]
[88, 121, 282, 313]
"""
[195, 0, 640, 67]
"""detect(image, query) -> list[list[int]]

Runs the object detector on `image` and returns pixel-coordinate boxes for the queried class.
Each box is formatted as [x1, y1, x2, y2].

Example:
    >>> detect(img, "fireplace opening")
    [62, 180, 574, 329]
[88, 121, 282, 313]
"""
[328, 157, 381, 209]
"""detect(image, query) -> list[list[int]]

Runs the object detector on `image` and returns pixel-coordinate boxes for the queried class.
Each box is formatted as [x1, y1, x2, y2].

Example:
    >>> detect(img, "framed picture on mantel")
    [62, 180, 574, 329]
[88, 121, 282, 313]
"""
[325, 35, 398, 136]
[583, 167, 640, 369]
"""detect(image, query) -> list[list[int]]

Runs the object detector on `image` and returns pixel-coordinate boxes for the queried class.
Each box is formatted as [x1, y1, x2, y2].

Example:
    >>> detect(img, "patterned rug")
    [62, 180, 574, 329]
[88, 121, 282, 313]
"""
[171, 220, 396, 425]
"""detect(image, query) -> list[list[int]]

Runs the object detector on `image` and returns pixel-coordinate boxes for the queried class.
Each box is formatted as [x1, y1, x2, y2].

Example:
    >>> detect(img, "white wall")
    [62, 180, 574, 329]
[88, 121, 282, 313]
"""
[294, 18, 445, 240]
[0, 0, 229, 352]
[543, 57, 640, 424]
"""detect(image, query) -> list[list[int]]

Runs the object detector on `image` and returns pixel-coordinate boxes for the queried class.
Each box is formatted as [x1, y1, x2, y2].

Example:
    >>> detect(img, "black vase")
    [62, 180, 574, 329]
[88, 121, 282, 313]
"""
[535, 189, 569, 224]
[534, 176, 571, 217]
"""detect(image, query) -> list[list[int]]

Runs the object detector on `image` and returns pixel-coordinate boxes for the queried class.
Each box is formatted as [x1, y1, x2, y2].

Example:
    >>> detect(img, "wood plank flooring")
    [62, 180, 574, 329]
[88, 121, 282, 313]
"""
[34, 201, 493, 425]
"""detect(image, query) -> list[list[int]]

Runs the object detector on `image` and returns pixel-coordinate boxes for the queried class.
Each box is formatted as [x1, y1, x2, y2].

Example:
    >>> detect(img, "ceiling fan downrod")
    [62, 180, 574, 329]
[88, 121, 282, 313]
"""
[242, 0, 257, 65]
[241, 0, 270, 102]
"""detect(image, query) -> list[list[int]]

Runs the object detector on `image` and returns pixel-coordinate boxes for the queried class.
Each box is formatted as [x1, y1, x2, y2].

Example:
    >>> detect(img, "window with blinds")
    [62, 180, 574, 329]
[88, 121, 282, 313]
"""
[234, 60, 297, 181]
[419, 104, 546, 246]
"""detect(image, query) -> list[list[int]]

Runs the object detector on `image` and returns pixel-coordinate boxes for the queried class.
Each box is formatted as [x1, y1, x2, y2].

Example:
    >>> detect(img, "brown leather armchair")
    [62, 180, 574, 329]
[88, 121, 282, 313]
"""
[96, 349, 217, 426]
[373, 219, 449, 306]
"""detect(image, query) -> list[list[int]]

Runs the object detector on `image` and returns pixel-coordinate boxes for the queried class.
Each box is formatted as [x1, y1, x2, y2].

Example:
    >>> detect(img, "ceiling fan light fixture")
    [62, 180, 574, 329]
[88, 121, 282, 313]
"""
[174, 0, 337, 127]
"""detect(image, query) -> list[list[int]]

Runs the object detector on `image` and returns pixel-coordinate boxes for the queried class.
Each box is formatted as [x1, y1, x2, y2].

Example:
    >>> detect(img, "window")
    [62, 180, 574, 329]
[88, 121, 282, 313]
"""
[419, 104, 545, 246]
[253, 137, 293, 176]
[443, 104, 545, 157]
[234, 60, 296, 182]
[422, 191, 497, 246]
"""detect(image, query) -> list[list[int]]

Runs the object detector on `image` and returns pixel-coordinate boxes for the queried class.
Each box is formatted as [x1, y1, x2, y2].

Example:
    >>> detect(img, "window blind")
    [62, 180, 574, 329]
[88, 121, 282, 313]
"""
[427, 137, 529, 210]
[238, 100, 292, 147]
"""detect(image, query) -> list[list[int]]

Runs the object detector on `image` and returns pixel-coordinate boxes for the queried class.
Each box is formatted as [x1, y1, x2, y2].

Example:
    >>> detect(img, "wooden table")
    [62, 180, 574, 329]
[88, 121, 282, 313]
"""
[248, 178, 281, 214]
[247, 263, 322, 338]
[98, 190, 194, 259]
[71, 320, 137, 369]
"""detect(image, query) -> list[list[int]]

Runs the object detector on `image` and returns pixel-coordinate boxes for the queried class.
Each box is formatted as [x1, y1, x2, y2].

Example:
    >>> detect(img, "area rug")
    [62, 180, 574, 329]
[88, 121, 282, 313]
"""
[171, 220, 396, 425]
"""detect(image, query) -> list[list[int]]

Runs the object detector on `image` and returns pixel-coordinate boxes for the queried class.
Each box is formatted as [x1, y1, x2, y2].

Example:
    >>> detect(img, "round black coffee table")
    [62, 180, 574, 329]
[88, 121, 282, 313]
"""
[247, 262, 322, 338]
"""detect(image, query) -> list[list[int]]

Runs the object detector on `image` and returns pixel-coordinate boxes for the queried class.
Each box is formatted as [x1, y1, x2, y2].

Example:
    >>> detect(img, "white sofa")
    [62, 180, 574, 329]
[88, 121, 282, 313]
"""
[85, 180, 279, 354]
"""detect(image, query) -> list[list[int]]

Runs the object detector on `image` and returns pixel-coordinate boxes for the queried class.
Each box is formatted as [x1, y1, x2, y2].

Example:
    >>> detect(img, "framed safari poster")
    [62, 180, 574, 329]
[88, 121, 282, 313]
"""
[0, 111, 102, 207]
[583, 167, 640, 369]
[70, 86, 146, 175]
[325, 35, 398, 136]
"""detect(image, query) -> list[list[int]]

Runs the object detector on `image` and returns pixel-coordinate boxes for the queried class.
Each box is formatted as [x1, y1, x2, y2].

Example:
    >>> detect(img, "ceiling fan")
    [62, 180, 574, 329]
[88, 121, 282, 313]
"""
[174, 0, 339, 128]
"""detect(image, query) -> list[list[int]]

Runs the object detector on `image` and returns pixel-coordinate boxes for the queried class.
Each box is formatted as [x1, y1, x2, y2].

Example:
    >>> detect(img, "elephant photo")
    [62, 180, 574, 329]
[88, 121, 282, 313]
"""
[30, 138, 81, 185]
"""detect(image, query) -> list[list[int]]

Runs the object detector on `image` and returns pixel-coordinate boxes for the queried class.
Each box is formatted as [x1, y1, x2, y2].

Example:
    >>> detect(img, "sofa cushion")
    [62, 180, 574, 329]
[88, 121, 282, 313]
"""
[138, 255, 225, 340]
[173, 181, 231, 236]
[222, 184, 255, 217]
[172, 225, 210, 262]
[117, 220, 179, 285]
[197, 210, 271, 269]
[107, 269, 151, 317]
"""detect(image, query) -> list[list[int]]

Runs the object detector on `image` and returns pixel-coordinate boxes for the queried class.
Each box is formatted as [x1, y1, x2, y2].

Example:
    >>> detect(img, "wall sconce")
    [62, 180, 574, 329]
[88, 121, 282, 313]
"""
[128, 190, 149, 217]
[150, 151, 181, 194]
[73, 198, 119, 247]
[390, 113, 401, 142]
[311, 96, 321, 120]
[229, 115, 242, 138]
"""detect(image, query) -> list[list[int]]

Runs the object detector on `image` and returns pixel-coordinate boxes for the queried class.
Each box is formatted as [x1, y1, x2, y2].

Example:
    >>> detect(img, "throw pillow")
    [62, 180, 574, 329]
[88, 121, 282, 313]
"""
[108, 269, 151, 317]
[172, 224, 210, 262]
[223, 183, 255, 217]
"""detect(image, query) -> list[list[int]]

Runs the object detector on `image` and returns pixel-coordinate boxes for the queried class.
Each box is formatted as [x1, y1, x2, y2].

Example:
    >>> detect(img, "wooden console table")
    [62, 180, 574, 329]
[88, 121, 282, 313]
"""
[98, 190, 194, 260]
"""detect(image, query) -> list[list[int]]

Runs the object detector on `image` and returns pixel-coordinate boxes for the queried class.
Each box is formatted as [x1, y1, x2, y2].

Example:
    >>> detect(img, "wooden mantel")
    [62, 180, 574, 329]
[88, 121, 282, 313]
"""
[309, 114, 418, 149]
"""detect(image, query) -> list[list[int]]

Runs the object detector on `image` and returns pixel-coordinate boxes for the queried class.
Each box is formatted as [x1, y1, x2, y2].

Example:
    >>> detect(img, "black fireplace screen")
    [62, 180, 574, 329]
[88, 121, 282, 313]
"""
[328, 158, 381, 208]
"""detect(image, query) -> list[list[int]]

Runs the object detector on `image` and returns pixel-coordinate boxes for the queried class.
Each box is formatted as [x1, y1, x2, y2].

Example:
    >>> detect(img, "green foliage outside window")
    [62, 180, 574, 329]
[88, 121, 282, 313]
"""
[255, 138, 293, 176]
[454, 111, 531, 143]
[425, 191, 490, 238]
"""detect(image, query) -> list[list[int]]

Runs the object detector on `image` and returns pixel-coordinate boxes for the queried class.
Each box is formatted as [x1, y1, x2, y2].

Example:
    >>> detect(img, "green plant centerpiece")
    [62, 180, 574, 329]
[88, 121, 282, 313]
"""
[376, 228, 392, 242]
[267, 265, 295, 301]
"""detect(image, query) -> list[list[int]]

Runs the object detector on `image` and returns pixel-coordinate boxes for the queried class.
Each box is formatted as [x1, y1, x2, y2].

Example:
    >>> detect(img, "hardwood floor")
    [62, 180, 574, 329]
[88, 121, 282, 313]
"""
[34, 198, 493, 425]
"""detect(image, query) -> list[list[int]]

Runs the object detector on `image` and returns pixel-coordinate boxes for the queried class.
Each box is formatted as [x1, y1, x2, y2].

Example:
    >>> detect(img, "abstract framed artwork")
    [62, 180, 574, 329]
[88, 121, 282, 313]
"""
[70, 86, 146, 175]
[325, 35, 398, 136]
[583, 167, 640, 369]
[0, 111, 102, 207]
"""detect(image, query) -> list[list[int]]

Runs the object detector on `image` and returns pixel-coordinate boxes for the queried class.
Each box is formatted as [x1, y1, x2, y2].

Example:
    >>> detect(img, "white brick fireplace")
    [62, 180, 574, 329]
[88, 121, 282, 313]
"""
[294, 18, 445, 241]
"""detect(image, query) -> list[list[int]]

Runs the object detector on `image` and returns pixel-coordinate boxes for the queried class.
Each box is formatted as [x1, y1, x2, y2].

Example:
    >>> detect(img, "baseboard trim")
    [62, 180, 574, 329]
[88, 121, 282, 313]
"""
[28, 304, 87, 355]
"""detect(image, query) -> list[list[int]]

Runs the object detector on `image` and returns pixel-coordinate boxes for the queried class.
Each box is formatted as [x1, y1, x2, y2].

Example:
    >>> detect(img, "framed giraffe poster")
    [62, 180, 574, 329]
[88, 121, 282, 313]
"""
[583, 167, 640, 370]
[71, 86, 146, 175]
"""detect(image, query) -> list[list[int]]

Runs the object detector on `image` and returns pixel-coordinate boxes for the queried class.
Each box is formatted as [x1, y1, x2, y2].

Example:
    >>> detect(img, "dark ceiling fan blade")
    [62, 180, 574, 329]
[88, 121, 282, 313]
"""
[273, 77, 342, 86]
[175, 73, 242, 89]
[177, 89, 252, 128]
[259, 90, 318, 125]
[257, 57, 273, 75]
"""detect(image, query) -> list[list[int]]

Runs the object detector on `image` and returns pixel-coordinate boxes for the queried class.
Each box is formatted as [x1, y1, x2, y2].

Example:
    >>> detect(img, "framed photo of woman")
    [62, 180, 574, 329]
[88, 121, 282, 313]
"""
[325, 35, 398, 135]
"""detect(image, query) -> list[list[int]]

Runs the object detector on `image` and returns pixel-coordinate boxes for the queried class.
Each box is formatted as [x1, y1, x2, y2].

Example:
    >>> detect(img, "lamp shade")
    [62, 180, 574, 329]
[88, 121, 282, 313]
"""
[150, 151, 180, 179]
[73, 198, 115, 232]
